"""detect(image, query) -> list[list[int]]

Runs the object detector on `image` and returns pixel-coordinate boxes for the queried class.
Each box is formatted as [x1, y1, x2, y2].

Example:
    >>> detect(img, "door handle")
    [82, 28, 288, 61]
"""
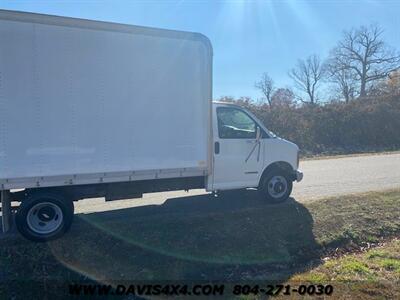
[214, 141, 220, 154]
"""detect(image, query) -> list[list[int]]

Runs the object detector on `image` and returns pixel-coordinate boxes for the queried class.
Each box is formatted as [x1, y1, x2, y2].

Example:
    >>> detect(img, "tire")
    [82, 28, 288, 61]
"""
[259, 170, 293, 204]
[15, 192, 74, 242]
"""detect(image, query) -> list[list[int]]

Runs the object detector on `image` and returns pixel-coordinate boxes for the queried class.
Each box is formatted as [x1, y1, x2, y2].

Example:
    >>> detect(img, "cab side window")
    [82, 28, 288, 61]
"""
[217, 107, 256, 139]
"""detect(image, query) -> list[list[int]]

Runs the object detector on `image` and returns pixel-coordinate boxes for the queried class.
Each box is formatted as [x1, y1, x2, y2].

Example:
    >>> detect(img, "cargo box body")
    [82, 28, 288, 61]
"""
[0, 10, 212, 190]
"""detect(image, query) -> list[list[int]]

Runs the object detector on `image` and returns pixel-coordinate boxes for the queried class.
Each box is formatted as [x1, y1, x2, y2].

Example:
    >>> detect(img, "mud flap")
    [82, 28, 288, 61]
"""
[1, 190, 12, 233]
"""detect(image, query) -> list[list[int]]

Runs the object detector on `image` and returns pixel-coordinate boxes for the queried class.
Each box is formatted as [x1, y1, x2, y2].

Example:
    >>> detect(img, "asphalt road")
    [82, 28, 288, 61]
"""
[74, 152, 400, 214]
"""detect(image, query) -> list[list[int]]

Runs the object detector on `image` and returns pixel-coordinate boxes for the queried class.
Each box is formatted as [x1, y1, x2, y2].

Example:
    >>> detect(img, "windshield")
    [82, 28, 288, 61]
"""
[243, 108, 277, 138]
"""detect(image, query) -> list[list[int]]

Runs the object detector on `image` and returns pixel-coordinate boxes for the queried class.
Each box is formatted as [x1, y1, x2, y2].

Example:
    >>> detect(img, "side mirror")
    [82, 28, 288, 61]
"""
[256, 126, 261, 141]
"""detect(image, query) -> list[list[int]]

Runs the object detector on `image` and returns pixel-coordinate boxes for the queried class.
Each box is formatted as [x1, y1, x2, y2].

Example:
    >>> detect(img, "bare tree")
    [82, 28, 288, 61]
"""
[289, 54, 325, 104]
[255, 73, 275, 106]
[326, 60, 357, 102]
[330, 24, 400, 97]
[271, 88, 295, 107]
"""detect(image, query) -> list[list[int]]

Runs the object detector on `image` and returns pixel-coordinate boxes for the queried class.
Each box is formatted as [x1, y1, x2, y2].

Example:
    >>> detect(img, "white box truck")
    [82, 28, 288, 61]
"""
[0, 10, 303, 241]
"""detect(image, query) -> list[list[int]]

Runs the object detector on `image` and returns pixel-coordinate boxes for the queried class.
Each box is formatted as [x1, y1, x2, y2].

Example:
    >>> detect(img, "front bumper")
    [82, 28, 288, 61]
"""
[295, 169, 303, 182]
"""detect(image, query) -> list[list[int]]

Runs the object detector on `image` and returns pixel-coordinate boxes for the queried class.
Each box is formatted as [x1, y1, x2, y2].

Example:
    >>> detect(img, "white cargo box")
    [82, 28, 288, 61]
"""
[0, 10, 212, 190]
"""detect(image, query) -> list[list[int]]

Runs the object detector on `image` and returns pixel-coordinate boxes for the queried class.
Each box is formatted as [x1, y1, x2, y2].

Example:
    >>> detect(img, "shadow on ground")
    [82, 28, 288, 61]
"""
[58, 190, 322, 279]
[1, 190, 322, 297]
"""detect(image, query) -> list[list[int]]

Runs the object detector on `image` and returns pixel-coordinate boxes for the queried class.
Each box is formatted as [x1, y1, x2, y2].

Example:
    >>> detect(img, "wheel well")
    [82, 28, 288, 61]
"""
[259, 161, 294, 185]
[15, 188, 72, 203]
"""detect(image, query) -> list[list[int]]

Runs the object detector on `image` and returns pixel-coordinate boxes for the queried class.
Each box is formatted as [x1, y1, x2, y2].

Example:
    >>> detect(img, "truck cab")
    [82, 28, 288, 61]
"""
[209, 102, 303, 202]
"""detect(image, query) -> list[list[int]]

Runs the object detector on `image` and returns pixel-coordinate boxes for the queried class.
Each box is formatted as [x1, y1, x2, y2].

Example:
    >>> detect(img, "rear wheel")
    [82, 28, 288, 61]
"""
[259, 170, 292, 203]
[15, 192, 74, 242]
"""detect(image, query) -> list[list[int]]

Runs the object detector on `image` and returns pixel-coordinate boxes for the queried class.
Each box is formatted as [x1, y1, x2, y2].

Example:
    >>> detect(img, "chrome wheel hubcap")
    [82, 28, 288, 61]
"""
[26, 202, 63, 234]
[267, 175, 288, 198]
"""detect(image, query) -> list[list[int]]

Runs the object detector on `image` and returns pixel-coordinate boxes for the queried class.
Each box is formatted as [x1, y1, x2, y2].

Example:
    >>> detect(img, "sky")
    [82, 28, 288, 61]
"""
[1, 0, 400, 100]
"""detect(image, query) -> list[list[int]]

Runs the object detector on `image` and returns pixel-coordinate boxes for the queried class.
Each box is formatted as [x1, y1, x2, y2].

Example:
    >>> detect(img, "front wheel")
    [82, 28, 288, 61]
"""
[15, 192, 74, 242]
[259, 171, 292, 203]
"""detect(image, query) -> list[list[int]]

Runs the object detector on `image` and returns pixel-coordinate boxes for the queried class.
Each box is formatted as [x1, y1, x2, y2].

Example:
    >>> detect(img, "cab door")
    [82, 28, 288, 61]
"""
[211, 105, 264, 190]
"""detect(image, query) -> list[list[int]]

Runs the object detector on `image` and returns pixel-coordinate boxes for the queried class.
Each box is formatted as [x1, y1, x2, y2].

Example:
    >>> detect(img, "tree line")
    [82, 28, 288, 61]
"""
[254, 23, 400, 105]
[218, 24, 400, 155]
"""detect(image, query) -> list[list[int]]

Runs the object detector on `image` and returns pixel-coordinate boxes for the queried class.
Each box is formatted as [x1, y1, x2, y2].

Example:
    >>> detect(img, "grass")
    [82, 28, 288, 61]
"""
[287, 239, 400, 299]
[0, 188, 399, 298]
[307, 189, 400, 248]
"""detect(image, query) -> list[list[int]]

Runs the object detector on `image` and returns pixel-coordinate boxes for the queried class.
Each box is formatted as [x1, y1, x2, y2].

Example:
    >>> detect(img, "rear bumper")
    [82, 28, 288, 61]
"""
[294, 169, 303, 182]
